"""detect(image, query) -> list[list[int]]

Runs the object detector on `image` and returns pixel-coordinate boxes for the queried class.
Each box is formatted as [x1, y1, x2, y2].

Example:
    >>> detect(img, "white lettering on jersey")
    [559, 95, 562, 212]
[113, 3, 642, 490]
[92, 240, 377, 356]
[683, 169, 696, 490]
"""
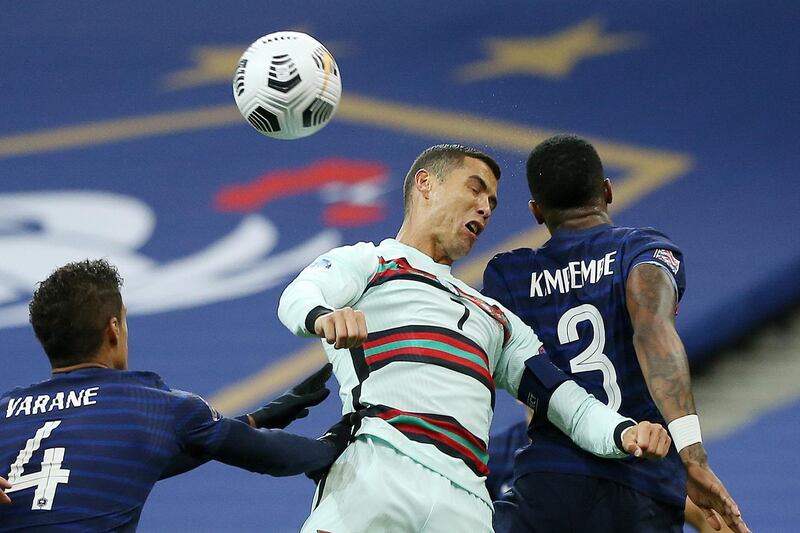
[6, 387, 99, 418]
[530, 251, 617, 297]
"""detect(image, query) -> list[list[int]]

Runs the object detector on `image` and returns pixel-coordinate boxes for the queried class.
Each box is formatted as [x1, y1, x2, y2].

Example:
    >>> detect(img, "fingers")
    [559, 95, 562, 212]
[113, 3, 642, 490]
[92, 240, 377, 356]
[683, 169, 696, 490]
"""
[0, 477, 10, 505]
[702, 507, 722, 531]
[314, 308, 368, 349]
[294, 408, 310, 420]
[687, 465, 751, 533]
[622, 421, 672, 459]
[303, 387, 331, 406]
[296, 363, 333, 393]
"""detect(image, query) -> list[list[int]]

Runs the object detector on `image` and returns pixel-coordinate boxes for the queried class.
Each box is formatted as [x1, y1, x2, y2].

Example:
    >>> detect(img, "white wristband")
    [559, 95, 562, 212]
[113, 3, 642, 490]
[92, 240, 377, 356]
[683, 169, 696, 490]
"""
[667, 414, 702, 453]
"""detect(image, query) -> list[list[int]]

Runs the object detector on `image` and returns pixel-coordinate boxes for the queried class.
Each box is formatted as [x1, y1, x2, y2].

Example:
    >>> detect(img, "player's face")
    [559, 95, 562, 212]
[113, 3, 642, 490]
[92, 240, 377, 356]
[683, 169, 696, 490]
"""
[112, 304, 129, 370]
[426, 156, 498, 264]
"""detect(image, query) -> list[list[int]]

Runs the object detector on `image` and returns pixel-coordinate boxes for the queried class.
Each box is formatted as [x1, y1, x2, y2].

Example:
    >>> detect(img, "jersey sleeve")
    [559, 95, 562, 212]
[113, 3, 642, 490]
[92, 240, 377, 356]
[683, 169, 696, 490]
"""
[173, 390, 231, 459]
[170, 392, 337, 477]
[491, 304, 545, 398]
[623, 228, 686, 303]
[278, 242, 379, 336]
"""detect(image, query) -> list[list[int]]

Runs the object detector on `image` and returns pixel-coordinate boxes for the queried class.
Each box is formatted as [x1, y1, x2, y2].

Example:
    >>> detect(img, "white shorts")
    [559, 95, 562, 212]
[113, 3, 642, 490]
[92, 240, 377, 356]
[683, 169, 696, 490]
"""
[301, 435, 493, 533]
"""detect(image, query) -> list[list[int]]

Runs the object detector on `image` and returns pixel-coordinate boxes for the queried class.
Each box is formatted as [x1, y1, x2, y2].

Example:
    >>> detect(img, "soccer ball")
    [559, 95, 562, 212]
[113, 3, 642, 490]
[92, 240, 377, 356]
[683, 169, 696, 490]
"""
[232, 31, 342, 140]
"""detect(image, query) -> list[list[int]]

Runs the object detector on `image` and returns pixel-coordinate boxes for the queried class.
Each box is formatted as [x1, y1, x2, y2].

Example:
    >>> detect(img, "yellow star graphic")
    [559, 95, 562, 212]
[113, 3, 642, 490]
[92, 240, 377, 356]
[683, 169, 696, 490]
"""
[458, 18, 644, 82]
[164, 46, 248, 90]
[163, 32, 351, 90]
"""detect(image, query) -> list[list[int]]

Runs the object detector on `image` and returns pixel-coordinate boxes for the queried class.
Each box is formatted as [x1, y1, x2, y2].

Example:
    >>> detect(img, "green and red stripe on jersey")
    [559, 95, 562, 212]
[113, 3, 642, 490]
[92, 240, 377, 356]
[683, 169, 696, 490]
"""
[366, 256, 441, 290]
[451, 285, 513, 346]
[366, 257, 512, 345]
[364, 405, 490, 477]
[362, 325, 495, 405]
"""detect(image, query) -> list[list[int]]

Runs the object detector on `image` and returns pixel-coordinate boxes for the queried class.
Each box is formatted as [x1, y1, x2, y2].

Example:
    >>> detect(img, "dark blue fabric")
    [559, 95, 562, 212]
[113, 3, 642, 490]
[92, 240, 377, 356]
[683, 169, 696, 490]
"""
[0, 368, 333, 531]
[483, 224, 687, 508]
[496, 472, 684, 533]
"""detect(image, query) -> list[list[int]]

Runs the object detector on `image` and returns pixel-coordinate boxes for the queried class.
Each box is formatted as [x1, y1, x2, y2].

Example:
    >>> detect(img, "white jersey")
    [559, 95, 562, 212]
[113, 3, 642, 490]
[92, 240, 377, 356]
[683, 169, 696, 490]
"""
[279, 238, 630, 504]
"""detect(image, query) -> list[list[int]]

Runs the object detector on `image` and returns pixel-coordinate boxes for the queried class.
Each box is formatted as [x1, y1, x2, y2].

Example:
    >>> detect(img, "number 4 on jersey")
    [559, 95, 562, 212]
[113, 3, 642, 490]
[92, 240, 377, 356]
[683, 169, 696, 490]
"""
[5, 420, 70, 510]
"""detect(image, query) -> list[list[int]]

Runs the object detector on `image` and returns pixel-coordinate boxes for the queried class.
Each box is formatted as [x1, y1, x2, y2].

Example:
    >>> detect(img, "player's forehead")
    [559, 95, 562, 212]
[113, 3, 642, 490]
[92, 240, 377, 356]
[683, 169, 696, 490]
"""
[450, 157, 497, 187]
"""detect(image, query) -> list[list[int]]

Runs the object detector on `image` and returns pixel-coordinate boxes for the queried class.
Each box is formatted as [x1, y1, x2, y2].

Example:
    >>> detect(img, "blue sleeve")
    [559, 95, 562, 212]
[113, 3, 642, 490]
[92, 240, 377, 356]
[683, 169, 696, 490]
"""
[212, 418, 337, 476]
[516, 352, 569, 415]
[173, 391, 230, 458]
[170, 392, 336, 477]
[482, 255, 514, 307]
[622, 228, 686, 302]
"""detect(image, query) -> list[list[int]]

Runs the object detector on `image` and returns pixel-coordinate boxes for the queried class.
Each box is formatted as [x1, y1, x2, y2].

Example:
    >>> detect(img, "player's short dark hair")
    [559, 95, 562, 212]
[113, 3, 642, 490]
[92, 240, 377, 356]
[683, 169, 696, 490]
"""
[29, 259, 124, 367]
[403, 144, 501, 213]
[526, 134, 605, 210]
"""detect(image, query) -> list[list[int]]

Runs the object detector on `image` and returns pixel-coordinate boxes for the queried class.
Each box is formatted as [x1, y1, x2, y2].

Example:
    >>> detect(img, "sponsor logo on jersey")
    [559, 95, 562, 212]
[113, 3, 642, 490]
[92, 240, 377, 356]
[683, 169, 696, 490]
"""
[653, 248, 680, 273]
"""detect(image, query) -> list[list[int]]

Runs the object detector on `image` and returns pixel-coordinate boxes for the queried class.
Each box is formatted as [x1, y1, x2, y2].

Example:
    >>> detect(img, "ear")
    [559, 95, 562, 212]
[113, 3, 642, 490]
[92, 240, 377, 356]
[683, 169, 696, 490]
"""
[528, 200, 545, 225]
[603, 178, 613, 205]
[107, 316, 120, 347]
[415, 169, 433, 199]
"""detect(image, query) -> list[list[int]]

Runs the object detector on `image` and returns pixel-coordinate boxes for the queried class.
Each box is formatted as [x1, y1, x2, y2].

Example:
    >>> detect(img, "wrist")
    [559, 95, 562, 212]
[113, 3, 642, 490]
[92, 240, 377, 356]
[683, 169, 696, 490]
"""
[668, 414, 702, 453]
[613, 420, 636, 453]
[679, 442, 708, 467]
[305, 305, 333, 335]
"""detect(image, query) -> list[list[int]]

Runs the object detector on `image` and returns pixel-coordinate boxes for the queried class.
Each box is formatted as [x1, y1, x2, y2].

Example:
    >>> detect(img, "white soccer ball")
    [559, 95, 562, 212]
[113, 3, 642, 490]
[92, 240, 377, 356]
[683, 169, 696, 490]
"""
[232, 31, 342, 140]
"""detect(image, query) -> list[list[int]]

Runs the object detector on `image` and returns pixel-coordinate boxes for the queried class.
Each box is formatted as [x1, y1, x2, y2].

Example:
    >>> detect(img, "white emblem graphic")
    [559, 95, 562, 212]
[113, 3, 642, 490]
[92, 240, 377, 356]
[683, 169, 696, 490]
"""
[0, 191, 340, 329]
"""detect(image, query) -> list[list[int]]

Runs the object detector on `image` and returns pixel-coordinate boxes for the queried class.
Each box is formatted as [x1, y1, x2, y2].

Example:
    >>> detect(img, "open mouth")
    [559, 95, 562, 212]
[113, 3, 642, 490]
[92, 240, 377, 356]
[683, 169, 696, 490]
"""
[465, 221, 483, 237]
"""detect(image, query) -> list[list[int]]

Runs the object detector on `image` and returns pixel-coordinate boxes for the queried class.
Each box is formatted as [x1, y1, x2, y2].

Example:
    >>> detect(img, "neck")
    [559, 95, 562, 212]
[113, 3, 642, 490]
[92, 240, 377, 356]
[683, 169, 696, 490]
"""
[546, 207, 612, 234]
[52, 361, 113, 374]
[396, 223, 453, 265]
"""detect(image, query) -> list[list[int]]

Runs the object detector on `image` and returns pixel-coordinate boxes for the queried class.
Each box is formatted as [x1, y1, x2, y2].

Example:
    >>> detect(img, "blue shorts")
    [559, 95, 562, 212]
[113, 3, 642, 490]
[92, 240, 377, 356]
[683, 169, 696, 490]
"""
[493, 472, 684, 533]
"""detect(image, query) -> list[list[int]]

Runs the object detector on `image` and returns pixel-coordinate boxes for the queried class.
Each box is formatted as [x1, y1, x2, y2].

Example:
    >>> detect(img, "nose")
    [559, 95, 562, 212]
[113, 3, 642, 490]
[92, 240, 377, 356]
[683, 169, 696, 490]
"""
[477, 199, 492, 219]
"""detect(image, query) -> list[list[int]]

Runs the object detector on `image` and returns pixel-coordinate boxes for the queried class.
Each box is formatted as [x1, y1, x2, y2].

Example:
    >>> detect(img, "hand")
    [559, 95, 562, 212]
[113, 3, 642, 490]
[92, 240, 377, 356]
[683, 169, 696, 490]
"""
[247, 363, 333, 429]
[684, 447, 750, 533]
[0, 476, 11, 505]
[621, 421, 671, 459]
[307, 412, 360, 483]
[314, 307, 367, 349]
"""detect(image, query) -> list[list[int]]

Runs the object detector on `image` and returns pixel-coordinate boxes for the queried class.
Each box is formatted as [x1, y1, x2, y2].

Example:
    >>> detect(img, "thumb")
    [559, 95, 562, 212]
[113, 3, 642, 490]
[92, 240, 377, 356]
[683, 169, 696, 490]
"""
[703, 508, 722, 531]
[622, 427, 643, 457]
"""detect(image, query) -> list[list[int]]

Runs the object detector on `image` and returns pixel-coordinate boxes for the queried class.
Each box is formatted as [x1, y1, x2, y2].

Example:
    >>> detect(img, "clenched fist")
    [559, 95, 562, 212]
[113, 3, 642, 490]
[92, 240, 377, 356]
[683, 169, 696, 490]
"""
[314, 307, 368, 349]
[621, 421, 671, 459]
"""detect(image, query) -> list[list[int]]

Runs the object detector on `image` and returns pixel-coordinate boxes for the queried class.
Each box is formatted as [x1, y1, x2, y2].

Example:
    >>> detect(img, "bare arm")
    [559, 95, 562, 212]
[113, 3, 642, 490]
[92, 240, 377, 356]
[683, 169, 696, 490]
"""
[627, 263, 749, 533]
[627, 263, 694, 423]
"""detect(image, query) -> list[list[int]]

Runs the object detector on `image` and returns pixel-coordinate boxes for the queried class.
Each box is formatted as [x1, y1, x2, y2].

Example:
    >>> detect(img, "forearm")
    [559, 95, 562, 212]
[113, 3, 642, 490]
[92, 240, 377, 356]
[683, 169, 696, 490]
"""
[633, 323, 696, 423]
[212, 418, 337, 476]
[278, 279, 333, 337]
[547, 381, 633, 459]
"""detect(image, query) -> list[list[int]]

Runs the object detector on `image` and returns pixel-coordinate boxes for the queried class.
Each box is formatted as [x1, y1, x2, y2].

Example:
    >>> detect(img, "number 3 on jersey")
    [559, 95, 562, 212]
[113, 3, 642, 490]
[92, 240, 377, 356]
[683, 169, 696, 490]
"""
[557, 304, 622, 412]
[5, 420, 70, 510]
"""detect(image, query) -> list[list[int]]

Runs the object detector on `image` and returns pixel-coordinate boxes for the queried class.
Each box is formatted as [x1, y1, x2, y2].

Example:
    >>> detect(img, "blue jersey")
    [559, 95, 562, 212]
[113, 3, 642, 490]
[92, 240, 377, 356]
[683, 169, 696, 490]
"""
[0, 368, 229, 532]
[483, 224, 687, 508]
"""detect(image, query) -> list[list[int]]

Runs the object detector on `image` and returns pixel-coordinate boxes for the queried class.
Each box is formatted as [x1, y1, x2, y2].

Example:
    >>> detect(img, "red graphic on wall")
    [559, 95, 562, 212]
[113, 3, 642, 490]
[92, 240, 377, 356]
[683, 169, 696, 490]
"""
[215, 158, 388, 227]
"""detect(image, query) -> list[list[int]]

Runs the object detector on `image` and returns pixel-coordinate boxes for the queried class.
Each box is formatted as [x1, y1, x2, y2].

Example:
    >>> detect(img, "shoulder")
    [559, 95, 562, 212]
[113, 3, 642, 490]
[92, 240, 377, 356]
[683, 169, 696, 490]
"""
[314, 241, 379, 266]
[618, 225, 680, 248]
[114, 370, 172, 391]
[486, 248, 535, 273]
[167, 389, 223, 422]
